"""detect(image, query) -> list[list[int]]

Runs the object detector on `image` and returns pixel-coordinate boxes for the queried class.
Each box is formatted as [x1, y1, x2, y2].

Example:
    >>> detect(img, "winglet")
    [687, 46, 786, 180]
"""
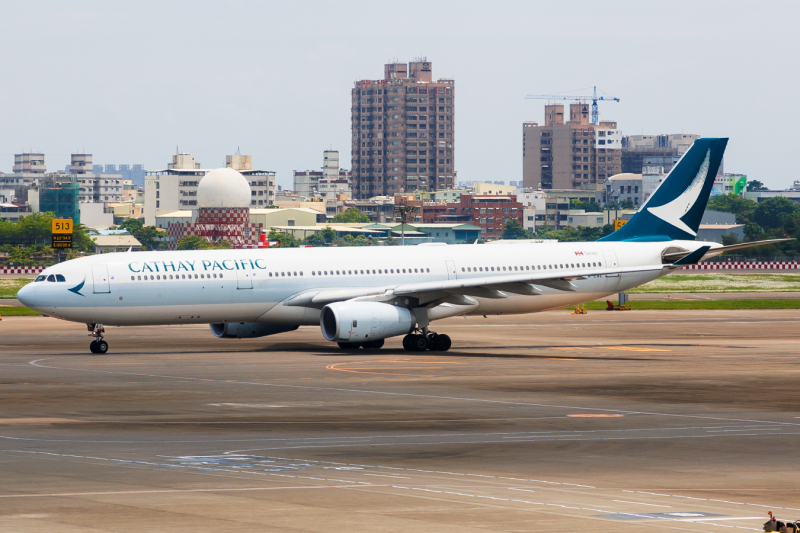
[672, 245, 711, 266]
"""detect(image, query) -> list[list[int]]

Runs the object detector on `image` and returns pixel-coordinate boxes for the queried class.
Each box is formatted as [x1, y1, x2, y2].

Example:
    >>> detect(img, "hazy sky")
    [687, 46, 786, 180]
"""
[2, 0, 798, 189]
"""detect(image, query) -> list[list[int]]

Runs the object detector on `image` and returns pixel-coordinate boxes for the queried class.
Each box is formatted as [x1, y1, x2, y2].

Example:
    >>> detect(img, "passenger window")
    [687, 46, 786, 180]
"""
[151, 275, 155, 280]
[426, 268, 430, 272]
[138, 275, 142, 280]
[131, 276, 135, 281]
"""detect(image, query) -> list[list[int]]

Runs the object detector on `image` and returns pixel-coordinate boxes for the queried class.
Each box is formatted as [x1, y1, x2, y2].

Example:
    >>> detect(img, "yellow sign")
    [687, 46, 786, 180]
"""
[52, 219, 74, 234]
[52, 234, 73, 248]
[613, 219, 628, 231]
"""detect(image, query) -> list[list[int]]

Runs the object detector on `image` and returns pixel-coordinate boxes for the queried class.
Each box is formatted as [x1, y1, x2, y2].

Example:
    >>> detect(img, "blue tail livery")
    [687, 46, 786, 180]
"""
[599, 137, 728, 242]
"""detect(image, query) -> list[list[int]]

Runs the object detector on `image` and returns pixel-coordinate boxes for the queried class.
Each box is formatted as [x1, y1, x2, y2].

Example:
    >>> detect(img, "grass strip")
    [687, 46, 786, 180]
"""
[0, 306, 42, 316]
[567, 299, 800, 311]
[0, 278, 32, 299]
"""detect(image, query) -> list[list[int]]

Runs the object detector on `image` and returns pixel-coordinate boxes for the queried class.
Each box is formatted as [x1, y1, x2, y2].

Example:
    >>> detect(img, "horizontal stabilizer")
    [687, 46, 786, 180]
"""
[672, 245, 710, 266]
[703, 238, 795, 259]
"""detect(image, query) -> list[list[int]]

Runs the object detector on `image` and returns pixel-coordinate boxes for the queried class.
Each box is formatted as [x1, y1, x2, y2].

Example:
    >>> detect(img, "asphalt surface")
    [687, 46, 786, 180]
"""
[1, 310, 799, 532]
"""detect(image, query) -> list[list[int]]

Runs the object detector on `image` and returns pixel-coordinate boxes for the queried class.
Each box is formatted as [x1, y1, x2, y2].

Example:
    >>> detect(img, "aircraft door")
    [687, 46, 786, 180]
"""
[445, 260, 457, 280]
[236, 268, 253, 289]
[602, 250, 620, 277]
[92, 265, 111, 293]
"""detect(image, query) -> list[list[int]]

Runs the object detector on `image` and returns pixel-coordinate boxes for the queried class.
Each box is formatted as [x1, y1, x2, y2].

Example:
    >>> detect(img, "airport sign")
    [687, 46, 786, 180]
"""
[52, 218, 73, 234]
[52, 234, 73, 248]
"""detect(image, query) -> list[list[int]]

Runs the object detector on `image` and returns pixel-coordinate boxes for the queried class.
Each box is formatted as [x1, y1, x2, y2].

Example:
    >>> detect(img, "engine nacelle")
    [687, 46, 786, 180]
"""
[210, 322, 298, 339]
[320, 302, 415, 343]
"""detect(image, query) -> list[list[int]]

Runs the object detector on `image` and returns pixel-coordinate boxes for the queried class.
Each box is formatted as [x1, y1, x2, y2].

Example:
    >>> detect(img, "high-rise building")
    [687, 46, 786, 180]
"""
[522, 104, 622, 191]
[351, 59, 455, 199]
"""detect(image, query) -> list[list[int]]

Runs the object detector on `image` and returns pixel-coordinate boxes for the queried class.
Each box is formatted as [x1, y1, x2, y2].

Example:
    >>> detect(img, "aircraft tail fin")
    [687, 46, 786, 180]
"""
[599, 138, 728, 242]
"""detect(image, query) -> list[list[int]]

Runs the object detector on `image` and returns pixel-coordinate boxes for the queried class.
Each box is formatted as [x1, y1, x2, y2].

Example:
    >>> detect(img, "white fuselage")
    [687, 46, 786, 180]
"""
[19, 240, 711, 328]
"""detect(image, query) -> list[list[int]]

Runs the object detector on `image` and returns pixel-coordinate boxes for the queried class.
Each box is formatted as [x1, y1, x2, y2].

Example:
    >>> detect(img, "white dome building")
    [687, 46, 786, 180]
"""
[197, 167, 252, 209]
[167, 167, 263, 250]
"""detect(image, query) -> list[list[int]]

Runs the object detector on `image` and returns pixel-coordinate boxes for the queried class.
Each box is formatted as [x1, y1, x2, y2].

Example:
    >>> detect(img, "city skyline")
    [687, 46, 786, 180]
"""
[1, 1, 798, 190]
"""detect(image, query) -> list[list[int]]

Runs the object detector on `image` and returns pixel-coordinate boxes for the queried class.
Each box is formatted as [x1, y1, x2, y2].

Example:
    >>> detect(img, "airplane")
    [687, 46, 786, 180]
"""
[16, 138, 789, 354]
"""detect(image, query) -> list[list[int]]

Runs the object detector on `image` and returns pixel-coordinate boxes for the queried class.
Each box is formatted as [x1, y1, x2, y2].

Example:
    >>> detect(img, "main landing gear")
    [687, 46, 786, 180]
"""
[402, 330, 451, 352]
[337, 339, 385, 350]
[87, 323, 108, 354]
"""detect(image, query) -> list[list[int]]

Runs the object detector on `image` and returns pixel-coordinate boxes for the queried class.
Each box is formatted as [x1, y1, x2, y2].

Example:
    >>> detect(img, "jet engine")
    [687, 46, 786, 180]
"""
[210, 322, 299, 339]
[320, 302, 415, 343]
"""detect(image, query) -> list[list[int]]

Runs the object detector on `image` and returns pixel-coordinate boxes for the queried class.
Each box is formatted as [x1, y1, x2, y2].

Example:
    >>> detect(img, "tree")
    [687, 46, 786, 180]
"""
[721, 233, 740, 246]
[134, 226, 166, 251]
[176, 235, 211, 250]
[303, 233, 327, 247]
[501, 219, 531, 240]
[267, 230, 299, 247]
[743, 222, 764, 241]
[619, 199, 635, 210]
[119, 218, 144, 233]
[753, 197, 800, 229]
[746, 180, 768, 192]
[706, 193, 757, 224]
[331, 207, 371, 223]
[570, 199, 603, 213]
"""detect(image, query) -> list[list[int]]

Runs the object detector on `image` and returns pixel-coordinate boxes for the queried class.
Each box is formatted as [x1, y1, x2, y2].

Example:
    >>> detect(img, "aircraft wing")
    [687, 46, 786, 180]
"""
[284, 263, 667, 308]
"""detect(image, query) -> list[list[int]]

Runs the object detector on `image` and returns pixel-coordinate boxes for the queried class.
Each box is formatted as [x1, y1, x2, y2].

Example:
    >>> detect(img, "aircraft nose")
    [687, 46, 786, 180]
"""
[16, 282, 37, 308]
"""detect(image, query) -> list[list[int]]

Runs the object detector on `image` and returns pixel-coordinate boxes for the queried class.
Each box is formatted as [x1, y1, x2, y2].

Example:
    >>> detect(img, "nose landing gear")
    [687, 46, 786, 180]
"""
[87, 323, 108, 354]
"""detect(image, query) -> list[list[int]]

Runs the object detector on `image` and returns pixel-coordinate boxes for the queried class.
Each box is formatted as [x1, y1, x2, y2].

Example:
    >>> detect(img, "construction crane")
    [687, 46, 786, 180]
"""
[525, 86, 619, 125]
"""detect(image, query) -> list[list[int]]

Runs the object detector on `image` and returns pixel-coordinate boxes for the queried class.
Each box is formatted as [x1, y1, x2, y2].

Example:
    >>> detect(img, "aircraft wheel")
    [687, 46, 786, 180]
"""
[402, 334, 413, 351]
[434, 334, 451, 352]
[427, 333, 439, 351]
[364, 339, 384, 350]
[89, 340, 98, 354]
[411, 334, 428, 352]
[96, 340, 109, 354]
[337, 342, 359, 350]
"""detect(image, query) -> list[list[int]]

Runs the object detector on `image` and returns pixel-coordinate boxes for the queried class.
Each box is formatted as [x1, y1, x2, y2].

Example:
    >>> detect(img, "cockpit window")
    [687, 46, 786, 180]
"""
[55, 274, 66, 282]
[46, 275, 56, 282]
[35, 275, 46, 282]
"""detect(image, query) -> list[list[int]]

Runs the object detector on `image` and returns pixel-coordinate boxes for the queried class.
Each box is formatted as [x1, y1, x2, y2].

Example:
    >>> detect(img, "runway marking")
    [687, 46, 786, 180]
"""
[598, 346, 671, 352]
[326, 358, 467, 377]
[25, 358, 800, 429]
[0, 418, 83, 425]
[613, 500, 672, 508]
[363, 473, 411, 479]
[567, 414, 625, 418]
[0, 485, 358, 499]
[623, 490, 800, 513]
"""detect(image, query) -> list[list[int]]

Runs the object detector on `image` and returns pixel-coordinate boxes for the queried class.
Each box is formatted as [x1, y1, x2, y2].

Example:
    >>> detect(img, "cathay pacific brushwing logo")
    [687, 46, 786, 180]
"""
[68, 277, 86, 297]
[647, 149, 711, 237]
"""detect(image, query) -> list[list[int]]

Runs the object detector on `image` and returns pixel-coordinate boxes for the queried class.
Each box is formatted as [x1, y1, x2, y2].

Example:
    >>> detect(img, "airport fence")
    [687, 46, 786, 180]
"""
[0, 266, 45, 275]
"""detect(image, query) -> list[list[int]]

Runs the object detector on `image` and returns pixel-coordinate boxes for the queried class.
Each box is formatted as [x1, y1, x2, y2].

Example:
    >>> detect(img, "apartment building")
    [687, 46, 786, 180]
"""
[144, 153, 275, 226]
[427, 194, 523, 239]
[293, 150, 352, 199]
[351, 59, 455, 199]
[523, 103, 621, 191]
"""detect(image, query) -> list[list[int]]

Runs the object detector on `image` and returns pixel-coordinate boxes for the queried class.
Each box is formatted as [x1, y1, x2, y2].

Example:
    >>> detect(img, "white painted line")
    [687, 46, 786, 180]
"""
[612, 500, 671, 508]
